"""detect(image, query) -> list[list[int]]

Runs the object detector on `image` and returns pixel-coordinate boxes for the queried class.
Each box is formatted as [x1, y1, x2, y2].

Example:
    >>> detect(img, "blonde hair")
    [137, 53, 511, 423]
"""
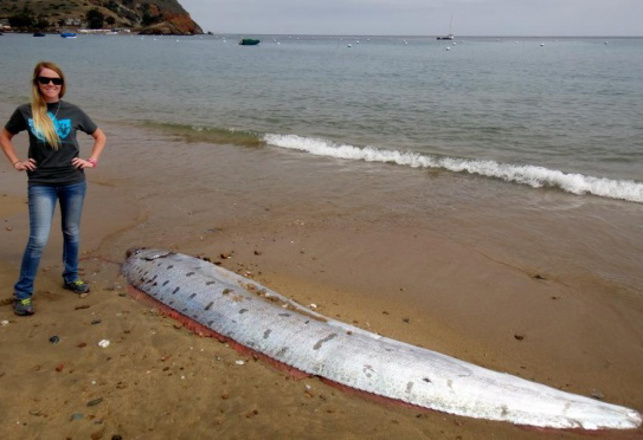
[31, 61, 67, 150]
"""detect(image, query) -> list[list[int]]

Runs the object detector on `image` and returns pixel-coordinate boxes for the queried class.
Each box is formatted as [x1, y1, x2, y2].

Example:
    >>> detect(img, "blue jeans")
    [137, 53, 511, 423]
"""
[14, 181, 87, 299]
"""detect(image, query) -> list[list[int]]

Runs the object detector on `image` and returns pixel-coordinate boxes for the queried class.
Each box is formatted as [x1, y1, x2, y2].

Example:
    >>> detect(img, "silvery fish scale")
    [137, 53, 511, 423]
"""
[122, 248, 641, 430]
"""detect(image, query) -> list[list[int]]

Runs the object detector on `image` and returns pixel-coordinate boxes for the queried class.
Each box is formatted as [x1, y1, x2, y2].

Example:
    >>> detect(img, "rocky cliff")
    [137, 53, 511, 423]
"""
[0, 0, 203, 35]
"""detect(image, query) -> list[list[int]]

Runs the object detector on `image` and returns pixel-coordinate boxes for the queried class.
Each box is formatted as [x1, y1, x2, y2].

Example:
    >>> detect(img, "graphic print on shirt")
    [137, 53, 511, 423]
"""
[27, 112, 71, 142]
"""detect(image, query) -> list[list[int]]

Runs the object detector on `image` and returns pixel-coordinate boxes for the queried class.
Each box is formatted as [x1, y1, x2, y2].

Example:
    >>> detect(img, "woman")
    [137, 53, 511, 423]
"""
[0, 61, 106, 316]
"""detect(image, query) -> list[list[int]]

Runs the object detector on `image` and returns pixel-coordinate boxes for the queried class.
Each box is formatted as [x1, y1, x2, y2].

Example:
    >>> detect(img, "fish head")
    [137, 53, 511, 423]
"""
[125, 247, 173, 261]
[125, 246, 144, 258]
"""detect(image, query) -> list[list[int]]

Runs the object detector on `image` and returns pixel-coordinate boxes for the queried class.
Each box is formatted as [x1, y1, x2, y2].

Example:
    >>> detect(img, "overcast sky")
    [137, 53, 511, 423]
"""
[179, 0, 642, 36]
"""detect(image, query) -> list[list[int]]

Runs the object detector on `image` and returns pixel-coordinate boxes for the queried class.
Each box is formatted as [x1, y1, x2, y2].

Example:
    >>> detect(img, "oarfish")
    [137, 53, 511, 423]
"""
[122, 248, 641, 430]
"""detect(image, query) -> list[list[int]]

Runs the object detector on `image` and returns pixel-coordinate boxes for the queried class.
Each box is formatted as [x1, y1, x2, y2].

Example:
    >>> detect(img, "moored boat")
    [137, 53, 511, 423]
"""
[239, 38, 260, 46]
[437, 13, 455, 40]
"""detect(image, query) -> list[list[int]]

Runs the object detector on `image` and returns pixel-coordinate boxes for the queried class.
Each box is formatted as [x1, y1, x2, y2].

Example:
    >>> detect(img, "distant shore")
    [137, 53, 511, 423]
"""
[0, 28, 203, 36]
[4, 29, 641, 38]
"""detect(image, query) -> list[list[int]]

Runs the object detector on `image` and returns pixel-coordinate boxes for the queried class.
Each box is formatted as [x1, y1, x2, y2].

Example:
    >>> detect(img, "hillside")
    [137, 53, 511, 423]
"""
[0, 0, 203, 34]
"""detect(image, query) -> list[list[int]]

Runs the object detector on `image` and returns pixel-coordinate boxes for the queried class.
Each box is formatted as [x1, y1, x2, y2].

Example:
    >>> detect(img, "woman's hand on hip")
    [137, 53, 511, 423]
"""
[71, 157, 96, 169]
[13, 158, 37, 171]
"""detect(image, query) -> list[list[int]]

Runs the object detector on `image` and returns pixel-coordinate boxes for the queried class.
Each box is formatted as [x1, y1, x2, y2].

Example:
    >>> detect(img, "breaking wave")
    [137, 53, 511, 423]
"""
[264, 133, 643, 204]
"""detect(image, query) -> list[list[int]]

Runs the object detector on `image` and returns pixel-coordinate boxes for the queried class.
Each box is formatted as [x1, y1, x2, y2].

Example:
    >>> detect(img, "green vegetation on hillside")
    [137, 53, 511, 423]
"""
[0, 0, 201, 34]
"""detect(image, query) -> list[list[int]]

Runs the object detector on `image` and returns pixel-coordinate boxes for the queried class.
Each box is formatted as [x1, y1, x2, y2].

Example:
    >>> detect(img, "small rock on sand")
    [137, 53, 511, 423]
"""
[87, 398, 104, 407]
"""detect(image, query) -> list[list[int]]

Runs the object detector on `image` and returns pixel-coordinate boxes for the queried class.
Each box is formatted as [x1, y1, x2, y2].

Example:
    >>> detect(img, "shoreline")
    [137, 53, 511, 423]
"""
[1, 121, 642, 439]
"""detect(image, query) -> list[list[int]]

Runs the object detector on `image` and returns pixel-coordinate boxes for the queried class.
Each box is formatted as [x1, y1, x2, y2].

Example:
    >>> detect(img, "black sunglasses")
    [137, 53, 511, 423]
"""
[37, 76, 64, 86]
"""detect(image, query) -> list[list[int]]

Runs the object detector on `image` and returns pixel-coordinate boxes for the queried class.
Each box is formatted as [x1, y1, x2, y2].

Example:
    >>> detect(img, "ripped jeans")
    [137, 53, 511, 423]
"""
[14, 181, 86, 299]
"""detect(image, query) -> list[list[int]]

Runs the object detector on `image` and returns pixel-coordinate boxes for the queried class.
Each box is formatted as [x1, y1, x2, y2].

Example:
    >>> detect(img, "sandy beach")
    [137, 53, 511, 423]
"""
[1, 121, 642, 440]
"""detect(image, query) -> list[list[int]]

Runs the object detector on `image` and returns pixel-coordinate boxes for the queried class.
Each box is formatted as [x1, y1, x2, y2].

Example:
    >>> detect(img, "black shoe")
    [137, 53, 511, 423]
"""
[63, 279, 90, 294]
[14, 297, 35, 316]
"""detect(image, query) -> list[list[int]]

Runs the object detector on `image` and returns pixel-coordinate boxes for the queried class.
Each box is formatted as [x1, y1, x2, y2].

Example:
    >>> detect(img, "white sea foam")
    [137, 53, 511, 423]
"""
[263, 134, 643, 204]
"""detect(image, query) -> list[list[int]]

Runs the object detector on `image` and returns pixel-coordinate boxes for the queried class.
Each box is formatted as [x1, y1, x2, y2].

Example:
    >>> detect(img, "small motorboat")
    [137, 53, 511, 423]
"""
[33, 32, 46, 37]
[239, 38, 260, 46]
[61, 32, 77, 38]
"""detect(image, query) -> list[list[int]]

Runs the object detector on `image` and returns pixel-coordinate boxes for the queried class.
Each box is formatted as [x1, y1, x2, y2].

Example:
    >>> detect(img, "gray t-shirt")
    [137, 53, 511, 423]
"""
[5, 101, 98, 185]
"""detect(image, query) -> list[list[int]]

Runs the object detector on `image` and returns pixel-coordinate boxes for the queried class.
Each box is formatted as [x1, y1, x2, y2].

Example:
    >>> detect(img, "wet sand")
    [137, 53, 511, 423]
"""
[1, 122, 642, 440]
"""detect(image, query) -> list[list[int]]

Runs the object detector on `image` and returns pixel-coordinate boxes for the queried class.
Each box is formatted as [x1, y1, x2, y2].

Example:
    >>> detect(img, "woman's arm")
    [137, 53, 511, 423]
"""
[0, 128, 37, 171]
[72, 128, 106, 169]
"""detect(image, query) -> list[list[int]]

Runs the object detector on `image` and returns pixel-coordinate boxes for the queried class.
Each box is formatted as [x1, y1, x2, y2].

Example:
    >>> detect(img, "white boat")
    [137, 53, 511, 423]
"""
[437, 14, 455, 40]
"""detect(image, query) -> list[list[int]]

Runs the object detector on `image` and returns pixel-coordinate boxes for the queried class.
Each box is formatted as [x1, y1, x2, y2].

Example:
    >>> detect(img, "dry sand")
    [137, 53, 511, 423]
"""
[1, 123, 642, 440]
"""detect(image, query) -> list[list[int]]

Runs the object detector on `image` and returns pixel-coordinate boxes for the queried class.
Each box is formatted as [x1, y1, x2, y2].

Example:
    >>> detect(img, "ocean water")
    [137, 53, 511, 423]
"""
[1, 33, 642, 203]
[1, 33, 642, 293]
